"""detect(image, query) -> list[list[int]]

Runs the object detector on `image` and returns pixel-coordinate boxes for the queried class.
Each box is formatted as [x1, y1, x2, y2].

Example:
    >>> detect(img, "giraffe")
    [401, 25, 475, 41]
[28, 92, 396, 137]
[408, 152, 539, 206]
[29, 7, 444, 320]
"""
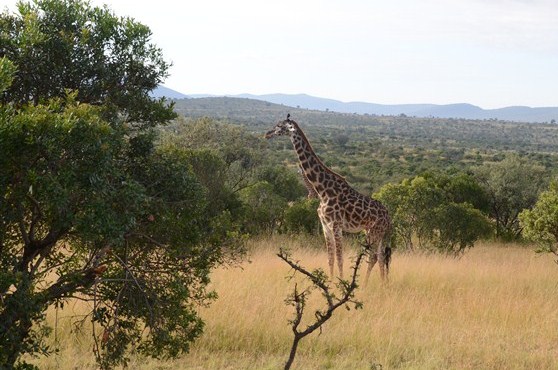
[265, 115, 392, 282]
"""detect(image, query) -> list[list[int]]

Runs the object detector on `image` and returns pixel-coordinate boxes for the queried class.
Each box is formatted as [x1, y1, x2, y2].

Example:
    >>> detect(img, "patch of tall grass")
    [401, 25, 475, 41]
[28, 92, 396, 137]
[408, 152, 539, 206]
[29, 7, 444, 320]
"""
[30, 236, 558, 369]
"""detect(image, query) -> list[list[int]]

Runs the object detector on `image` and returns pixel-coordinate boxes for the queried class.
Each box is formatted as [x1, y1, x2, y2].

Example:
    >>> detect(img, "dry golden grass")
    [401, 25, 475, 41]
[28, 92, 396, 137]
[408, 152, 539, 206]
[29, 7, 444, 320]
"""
[31, 236, 558, 369]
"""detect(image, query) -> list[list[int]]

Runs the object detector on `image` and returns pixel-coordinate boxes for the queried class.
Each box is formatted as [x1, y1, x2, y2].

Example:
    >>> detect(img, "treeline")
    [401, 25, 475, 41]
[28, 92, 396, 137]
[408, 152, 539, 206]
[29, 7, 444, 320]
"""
[161, 117, 552, 255]
[173, 97, 558, 193]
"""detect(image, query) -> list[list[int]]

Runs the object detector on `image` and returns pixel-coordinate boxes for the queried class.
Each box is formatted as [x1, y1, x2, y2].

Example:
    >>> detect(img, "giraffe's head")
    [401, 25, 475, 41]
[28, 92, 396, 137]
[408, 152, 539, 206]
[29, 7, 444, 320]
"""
[264, 114, 296, 139]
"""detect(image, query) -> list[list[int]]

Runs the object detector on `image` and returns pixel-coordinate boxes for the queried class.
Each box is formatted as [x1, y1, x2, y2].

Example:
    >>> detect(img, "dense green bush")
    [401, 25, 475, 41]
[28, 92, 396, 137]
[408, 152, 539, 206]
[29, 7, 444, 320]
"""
[519, 179, 558, 258]
[160, 117, 264, 193]
[238, 181, 288, 234]
[283, 199, 321, 234]
[257, 166, 307, 202]
[375, 173, 492, 255]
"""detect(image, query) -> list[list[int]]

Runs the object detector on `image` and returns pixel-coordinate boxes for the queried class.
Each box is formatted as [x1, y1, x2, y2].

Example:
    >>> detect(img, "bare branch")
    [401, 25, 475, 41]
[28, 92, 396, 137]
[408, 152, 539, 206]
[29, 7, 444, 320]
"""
[111, 252, 155, 326]
[279, 247, 367, 370]
[125, 232, 167, 248]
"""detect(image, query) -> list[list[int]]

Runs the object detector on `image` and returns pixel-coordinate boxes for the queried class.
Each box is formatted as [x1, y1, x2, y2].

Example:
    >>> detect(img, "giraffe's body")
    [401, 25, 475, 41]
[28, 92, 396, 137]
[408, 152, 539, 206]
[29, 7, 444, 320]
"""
[266, 117, 392, 281]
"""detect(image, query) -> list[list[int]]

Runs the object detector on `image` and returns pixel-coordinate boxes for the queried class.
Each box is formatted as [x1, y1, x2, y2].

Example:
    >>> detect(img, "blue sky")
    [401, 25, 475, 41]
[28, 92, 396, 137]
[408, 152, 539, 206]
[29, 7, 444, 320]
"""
[2, 0, 557, 108]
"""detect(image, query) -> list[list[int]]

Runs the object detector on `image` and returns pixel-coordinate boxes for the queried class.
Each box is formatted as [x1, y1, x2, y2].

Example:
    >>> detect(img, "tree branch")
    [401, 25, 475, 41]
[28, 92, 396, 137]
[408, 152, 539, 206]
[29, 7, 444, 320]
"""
[43, 268, 100, 302]
[18, 227, 68, 272]
[17, 203, 30, 246]
[125, 232, 167, 248]
[111, 252, 155, 326]
[278, 246, 367, 370]
[26, 193, 43, 242]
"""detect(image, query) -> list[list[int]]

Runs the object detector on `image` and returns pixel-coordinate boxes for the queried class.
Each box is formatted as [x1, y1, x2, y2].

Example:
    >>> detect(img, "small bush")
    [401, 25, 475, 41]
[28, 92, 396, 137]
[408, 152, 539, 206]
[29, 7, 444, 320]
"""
[283, 199, 320, 234]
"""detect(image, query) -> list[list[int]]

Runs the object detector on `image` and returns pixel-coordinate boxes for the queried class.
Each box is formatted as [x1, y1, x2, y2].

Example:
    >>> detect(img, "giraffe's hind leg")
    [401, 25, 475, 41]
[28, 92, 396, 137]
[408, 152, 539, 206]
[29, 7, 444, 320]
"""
[365, 246, 378, 285]
[364, 229, 390, 284]
[377, 239, 387, 282]
[364, 229, 379, 285]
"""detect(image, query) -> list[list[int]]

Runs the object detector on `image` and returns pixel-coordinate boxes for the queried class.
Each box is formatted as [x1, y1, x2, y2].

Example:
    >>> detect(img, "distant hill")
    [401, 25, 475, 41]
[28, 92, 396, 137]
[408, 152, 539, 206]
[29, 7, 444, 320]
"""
[152, 87, 558, 123]
[235, 93, 558, 123]
[172, 96, 558, 153]
[151, 85, 188, 99]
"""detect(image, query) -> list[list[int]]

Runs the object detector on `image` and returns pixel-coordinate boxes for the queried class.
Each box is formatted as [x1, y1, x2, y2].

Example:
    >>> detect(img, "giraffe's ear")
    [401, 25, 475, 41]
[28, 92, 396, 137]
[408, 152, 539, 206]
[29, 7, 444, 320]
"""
[285, 122, 296, 132]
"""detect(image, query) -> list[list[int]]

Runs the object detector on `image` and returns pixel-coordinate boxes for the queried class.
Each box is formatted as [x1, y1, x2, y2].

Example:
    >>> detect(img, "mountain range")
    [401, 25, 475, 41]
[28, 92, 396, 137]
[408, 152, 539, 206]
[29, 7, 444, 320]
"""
[152, 86, 558, 123]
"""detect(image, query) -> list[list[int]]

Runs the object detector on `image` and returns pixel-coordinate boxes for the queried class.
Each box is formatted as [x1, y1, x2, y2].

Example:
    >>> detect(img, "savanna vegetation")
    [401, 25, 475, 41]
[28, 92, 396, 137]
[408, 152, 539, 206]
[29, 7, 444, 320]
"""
[26, 238, 558, 369]
[173, 97, 558, 192]
[1, 0, 558, 369]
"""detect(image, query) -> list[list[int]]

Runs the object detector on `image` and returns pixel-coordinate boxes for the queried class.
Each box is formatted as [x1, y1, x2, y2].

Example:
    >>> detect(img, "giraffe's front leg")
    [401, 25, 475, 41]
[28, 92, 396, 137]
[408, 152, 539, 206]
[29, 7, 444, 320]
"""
[318, 211, 336, 277]
[333, 225, 344, 278]
[364, 229, 381, 285]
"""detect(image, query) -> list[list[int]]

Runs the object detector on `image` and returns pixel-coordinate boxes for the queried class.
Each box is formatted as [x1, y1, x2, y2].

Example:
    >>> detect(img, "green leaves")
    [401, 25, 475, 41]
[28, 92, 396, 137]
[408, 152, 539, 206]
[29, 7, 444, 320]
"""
[474, 154, 547, 239]
[2, 97, 134, 242]
[283, 198, 320, 234]
[0, 96, 242, 368]
[375, 172, 492, 255]
[428, 202, 492, 255]
[0, 57, 16, 93]
[1, 0, 175, 128]
[239, 181, 288, 233]
[519, 179, 558, 255]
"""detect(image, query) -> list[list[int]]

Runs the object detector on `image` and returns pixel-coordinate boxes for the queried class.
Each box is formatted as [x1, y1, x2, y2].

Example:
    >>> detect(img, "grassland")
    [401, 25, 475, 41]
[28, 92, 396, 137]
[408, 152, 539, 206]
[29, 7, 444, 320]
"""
[31, 236, 558, 369]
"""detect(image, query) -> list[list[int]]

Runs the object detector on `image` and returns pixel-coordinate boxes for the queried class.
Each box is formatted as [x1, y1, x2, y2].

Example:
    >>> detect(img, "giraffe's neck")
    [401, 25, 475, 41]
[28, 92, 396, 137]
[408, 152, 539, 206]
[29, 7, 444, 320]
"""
[290, 125, 344, 199]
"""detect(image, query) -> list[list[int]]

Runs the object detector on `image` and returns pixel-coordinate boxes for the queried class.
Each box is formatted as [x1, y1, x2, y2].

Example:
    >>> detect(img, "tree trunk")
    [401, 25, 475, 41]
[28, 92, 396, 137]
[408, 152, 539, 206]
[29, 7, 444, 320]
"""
[284, 336, 301, 370]
[0, 278, 35, 368]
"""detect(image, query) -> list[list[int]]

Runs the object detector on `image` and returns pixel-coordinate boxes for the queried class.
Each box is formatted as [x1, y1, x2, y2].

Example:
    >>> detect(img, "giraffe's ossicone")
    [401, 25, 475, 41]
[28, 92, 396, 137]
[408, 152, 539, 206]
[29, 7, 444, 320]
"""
[265, 116, 392, 282]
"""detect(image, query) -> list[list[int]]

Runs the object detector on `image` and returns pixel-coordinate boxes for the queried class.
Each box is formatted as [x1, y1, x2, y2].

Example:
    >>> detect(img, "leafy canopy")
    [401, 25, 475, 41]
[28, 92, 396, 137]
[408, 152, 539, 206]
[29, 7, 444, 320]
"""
[0, 0, 174, 127]
[0, 1, 243, 369]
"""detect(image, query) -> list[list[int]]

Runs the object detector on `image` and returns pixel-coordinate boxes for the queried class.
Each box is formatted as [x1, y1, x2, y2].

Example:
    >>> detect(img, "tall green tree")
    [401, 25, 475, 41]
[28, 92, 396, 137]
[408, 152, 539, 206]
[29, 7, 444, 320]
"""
[474, 155, 546, 239]
[375, 176, 439, 251]
[0, 1, 242, 368]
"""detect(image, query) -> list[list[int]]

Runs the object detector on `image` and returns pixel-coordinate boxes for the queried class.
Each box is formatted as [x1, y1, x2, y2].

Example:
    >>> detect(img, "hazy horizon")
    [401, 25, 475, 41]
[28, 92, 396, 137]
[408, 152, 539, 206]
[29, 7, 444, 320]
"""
[160, 88, 558, 110]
